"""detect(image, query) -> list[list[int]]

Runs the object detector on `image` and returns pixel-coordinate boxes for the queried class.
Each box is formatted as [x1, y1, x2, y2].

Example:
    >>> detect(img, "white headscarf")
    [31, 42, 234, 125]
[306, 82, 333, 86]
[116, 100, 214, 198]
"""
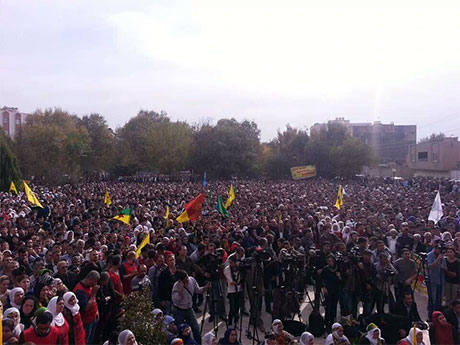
[9, 287, 24, 309]
[365, 325, 382, 345]
[63, 292, 80, 316]
[300, 331, 314, 345]
[3, 307, 24, 337]
[3, 307, 20, 326]
[118, 329, 138, 345]
[47, 296, 65, 327]
[404, 328, 425, 345]
[272, 319, 283, 335]
[203, 331, 216, 345]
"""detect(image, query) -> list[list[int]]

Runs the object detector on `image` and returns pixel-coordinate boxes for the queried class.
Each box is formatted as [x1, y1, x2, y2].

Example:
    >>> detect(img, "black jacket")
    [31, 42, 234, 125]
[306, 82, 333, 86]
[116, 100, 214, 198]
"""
[393, 301, 422, 322]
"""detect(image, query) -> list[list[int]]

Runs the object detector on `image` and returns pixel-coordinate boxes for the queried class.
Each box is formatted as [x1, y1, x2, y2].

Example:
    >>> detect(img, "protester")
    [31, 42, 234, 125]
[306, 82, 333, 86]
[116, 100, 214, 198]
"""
[3, 307, 24, 338]
[117, 330, 138, 345]
[19, 310, 61, 345]
[299, 332, 314, 345]
[62, 291, 87, 345]
[359, 323, 386, 345]
[429, 311, 454, 345]
[48, 296, 70, 345]
[217, 328, 240, 345]
[325, 323, 350, 345]
[2, 318, 19, 345]
[202, 331, 217, 345]
[19, 296, 38, 329]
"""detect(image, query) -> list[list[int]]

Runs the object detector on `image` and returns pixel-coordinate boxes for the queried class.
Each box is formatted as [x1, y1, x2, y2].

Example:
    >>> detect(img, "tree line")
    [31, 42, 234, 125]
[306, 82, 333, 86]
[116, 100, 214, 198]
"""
[0, 108, 377, 187]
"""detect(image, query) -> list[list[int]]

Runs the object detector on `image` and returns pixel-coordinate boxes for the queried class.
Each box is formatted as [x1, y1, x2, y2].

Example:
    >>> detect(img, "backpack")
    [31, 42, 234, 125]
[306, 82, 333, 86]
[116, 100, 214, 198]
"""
[308, 309, 325, 337]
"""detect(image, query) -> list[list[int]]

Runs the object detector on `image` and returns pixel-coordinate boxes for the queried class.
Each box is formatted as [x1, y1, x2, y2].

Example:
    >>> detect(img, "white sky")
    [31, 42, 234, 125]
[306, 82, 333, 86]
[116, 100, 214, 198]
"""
[1, 0, 460, 141]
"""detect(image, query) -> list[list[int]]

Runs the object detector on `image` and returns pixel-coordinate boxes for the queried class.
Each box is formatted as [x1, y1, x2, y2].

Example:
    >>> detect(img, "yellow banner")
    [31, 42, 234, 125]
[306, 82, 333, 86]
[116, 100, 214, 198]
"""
[290, 165, 317, 180]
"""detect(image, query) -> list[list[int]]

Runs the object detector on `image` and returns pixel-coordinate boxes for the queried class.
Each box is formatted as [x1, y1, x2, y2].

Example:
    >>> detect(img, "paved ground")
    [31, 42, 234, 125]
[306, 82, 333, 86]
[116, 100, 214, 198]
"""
[197, 286, 431, 344]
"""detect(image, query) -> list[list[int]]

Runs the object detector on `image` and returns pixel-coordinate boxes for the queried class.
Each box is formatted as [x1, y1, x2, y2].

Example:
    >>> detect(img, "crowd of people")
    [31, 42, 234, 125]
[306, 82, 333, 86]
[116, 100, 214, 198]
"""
[0, 176, 459, 345]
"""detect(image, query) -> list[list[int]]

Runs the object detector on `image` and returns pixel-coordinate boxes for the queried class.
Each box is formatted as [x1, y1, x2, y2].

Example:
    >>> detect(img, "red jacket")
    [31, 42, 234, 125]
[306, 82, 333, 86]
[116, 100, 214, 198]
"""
[23, 326, 60, 345]
[73, 282, 98, 325]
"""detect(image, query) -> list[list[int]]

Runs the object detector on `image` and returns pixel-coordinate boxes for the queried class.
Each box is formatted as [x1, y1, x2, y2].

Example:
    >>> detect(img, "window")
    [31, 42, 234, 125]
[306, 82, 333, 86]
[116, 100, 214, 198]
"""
[432, 153, 439, 162]
[15, 113, 21, 125]
[418, 152, 428, 161]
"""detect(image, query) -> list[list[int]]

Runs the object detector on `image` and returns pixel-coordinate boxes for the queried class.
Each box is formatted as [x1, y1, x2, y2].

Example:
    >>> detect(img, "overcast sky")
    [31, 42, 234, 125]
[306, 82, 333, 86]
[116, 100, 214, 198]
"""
[1, 0, 459, 141]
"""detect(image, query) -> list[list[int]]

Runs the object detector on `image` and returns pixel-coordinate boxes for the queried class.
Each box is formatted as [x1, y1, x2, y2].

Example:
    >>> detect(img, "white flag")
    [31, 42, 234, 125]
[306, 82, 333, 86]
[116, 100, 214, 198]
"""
[428, 191, 443, 224]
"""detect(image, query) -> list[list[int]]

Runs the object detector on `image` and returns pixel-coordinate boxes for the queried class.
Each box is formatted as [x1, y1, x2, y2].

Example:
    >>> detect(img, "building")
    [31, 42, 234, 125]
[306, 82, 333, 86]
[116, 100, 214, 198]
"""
[1, 106, 29, 137]
[310, 118, 416, 164]
[407, 137, 460, 178]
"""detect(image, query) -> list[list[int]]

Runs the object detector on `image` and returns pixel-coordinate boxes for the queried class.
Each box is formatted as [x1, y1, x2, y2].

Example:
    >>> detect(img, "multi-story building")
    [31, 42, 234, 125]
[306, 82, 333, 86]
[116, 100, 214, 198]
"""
[407, 137, 460, 178]
[310, 118, 416, 164]
[1, 106, 29, 137]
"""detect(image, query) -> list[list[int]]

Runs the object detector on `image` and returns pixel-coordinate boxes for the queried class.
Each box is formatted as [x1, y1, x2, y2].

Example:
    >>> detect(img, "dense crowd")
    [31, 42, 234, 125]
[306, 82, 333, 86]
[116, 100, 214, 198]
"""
[0, 177, 459, 345]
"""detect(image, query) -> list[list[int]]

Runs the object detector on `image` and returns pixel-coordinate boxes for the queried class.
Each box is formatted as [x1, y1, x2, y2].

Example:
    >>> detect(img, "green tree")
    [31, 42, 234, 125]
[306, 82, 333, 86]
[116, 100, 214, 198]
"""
[264, 125, 309, 178]
[121, 288, 166, 345]
[0, 130, 21, 191]
[116, 110, 192, 174]
[331, 137, 376, 177]
[15, 108, 90, 184]
[189, 118, 261, 178]
[79, 114, 116, 174]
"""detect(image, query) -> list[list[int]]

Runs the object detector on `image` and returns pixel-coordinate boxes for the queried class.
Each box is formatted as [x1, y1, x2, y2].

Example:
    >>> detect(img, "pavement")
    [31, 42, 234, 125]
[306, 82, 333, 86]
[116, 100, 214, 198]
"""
[197, 286, 431, 344]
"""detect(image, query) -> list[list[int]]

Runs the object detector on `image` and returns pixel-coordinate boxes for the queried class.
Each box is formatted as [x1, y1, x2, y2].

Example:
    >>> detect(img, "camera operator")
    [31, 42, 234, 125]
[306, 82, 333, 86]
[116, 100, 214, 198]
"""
[375, 252, 398, 313]
[245, 248, 266, 333]
[224, 256, 242, 326]
[314, 241, 332, 309]
[321, 254, 343, 331]
[337, 249, 361, 319]
[197, 243, 226, 322]
[358, 250, 378, 317]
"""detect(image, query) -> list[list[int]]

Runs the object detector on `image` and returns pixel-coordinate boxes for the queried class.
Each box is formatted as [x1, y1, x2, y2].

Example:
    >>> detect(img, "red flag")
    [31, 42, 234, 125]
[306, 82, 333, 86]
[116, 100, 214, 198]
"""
[177, 193, 204, 223]
[2, 212, 9, 221]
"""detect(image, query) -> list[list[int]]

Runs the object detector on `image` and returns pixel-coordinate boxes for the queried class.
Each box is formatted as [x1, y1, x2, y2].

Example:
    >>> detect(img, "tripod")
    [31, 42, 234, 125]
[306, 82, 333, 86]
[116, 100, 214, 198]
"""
[245, 261, 263, 345]
[200, 278, 228, 338]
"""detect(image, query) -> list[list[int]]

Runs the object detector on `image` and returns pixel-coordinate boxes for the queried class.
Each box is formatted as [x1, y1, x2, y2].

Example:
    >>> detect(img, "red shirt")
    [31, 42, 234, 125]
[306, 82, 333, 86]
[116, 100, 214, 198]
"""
[73, 281, 98, 325]
[108, 269, 124, 303]
[122, 261, 138, 294]
[56, 319, 70, 345]
[23, 326, 60, 345]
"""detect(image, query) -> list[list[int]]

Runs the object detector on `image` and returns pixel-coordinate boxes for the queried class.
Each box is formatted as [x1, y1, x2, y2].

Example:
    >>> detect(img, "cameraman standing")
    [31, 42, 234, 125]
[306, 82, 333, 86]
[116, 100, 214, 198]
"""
[358, 250, 378, 317]
[375, 252, 398, 313]
[224, 256, 242, 326]
[321, 254, 342, 331]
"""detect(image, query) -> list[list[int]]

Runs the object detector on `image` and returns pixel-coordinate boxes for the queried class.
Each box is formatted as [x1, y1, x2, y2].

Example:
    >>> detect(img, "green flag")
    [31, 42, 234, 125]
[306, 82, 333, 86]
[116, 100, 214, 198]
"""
[216, 195, 229, 218]
[208, 186, 213, 205]
[111, 207, 132, 225]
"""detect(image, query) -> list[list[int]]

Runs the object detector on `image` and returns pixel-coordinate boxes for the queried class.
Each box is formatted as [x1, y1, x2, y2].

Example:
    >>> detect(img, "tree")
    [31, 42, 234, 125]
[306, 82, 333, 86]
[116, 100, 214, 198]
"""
[79, 114, 116, 174]
[419, 132, 446, 143]
[189, 118, 261, 178]
[116, 110, 192, 174]
[264, 125, 309, 178]
[0, 130, 21, 191]
[121, 288, 166, 345]
[331, 137, 376, 178]
[15, 108, 90, 184]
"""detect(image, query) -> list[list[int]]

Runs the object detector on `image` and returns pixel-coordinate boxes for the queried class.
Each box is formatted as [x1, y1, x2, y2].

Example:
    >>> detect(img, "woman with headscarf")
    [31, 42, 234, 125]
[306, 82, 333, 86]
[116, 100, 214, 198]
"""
[3, 307, 24, 338]
[217, 328, 240, 345]
[48, 296, 70, 345]
[396, 327, 425, 345]
[178, 324, 197, 345]
[8, 287, 24, 309]
[203, 331, 217, 345]
[325, 323, 351, 345]
[299, 332, 314, 345]
[269, 320, 295, 345]
[117, 330, 138, 345]
[0, 275, 11, 306]
[359, 323, 385, 345]
[62, 291, 86, 345]
[430, 311, 454, 345]
[20, 295, 39, 329]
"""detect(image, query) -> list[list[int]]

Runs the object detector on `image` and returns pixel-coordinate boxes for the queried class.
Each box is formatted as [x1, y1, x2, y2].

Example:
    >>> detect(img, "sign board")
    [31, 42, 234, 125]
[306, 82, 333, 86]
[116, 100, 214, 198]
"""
[290, 165, 317, 180]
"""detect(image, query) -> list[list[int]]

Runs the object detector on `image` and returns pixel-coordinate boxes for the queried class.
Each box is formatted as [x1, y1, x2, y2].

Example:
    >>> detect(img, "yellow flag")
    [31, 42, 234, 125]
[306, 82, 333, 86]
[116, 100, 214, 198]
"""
[165, 206, 170, 220]
[224, 184, 236, 209]
[9, 181, 18, 195]
[176, 210, 189, 223]
[135, 233, 150, 258]
[412, 325, 417, 345]
[334, 185, 343, 209]
[23, 181, 43, 208]
[104, 190, 112, 207]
